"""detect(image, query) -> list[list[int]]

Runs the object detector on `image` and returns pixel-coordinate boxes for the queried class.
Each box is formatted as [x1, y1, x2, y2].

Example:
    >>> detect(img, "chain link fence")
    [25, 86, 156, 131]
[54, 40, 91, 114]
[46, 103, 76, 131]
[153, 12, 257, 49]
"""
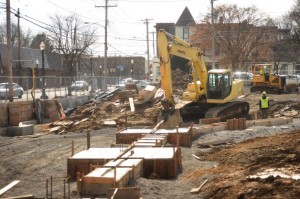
[0, 74, 147, 101]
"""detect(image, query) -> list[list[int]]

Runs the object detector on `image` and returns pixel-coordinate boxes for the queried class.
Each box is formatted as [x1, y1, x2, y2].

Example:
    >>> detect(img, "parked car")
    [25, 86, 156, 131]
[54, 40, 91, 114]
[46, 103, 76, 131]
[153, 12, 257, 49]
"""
[0, 82, 24, 99]
[233, 72, 253, 86]
[134, 80, 150, 90]
[70, 80, 89, 91]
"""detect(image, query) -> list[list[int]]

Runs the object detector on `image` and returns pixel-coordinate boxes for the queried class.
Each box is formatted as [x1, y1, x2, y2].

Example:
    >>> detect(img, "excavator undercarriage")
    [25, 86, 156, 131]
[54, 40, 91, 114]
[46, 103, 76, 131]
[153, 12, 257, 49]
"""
[179, 100, 249, 123]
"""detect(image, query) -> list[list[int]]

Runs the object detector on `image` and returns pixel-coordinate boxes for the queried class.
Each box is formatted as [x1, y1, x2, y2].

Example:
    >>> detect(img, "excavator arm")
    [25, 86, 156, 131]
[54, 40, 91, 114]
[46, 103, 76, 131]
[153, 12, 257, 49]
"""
[157, 29, 208, 103]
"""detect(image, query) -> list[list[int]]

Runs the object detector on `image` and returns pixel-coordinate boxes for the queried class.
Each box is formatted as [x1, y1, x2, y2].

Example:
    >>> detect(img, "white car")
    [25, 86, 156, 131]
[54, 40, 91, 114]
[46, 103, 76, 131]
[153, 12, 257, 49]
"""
[0, 82, 24, 99]
[134, 80, 150, 90]
[233, 72, 253, 86]
[70, 80, 89, 91]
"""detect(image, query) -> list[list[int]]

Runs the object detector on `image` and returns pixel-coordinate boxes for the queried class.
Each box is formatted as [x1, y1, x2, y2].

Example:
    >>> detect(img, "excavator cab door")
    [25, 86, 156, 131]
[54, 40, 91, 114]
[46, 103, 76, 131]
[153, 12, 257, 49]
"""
[207, 72, 231, 99]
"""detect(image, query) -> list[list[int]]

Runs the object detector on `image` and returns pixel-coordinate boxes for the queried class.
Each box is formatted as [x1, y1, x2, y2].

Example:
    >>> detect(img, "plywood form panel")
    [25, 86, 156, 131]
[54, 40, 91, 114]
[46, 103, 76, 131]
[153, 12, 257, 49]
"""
[67, 147, 125, 180]
[78, 167, 133, 195]
[116, 127, 192, 147]
[104, 158, 143, 178]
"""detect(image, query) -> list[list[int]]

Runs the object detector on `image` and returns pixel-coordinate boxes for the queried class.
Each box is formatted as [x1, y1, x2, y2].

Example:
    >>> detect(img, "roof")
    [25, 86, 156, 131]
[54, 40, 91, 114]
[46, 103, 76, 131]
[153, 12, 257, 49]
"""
[176, 7, 196, 26]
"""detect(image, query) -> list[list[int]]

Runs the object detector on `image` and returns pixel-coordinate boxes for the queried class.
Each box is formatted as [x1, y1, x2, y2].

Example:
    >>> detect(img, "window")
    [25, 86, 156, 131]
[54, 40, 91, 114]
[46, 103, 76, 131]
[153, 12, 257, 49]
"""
[183, 27, 189, 40]
[207, 72, 231, 99]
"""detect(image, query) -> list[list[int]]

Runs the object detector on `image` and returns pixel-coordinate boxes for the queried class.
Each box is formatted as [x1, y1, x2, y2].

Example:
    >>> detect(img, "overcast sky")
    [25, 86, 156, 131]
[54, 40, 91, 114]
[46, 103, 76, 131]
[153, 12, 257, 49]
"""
[0, 0, 296, 59]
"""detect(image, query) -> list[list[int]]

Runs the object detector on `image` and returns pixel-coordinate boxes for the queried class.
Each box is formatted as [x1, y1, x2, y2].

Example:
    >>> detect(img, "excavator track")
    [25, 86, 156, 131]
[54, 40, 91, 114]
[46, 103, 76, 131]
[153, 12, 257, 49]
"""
[250, 86, 282, 94]
[205, 101, 250, 122]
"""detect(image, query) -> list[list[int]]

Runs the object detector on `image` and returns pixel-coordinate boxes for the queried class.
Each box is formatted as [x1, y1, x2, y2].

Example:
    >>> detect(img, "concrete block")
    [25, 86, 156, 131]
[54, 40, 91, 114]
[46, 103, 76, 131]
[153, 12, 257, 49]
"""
[212, 124, 226, 132]
[6, 125, 34, 137]
[246, 120, 255, 127]
[252, 119, 269, 126]
[269, 117, 288, 126]
[194, 125, 213, 134]
[0, 127, 6, 136]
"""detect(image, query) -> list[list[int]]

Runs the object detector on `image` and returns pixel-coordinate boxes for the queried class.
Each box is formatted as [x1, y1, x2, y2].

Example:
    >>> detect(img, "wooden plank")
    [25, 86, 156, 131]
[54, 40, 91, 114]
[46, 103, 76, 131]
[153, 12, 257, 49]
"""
[2, 194, 34, 199]
[190, 179, 208, 194]
[0, 180, 20, 196]
[83, 176, 114, 184]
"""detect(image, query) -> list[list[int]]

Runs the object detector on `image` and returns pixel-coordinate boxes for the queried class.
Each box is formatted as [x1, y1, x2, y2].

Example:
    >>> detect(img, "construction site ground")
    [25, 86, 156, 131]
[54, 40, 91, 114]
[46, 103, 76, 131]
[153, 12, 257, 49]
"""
[1, 92, 300, 198]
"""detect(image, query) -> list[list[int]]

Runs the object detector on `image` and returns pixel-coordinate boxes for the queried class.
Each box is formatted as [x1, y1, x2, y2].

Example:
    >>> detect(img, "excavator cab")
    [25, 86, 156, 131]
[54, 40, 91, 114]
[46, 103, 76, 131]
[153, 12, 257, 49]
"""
[207, 71, 232, 99]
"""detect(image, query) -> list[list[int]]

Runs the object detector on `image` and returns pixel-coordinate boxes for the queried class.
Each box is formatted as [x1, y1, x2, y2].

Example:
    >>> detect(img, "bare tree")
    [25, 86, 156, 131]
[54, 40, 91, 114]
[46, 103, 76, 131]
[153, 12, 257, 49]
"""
[266, 16, 298, 73]
[0, 22, 33, 47]
[289, 0, 300, 43]
[193, 4, 269, 71]
[47, 14, 98, 77]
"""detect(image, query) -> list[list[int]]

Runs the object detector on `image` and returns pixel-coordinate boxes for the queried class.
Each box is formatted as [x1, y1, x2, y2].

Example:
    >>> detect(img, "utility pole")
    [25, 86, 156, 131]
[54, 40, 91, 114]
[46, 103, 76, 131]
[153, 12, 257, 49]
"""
[96, 1, 117, 77]
[6, 0, 13, 102]
[142, 18, 152, 80]
[152, 31, 156, 57]
[17, 8, 21, 74]
[211, 0, 217, 69]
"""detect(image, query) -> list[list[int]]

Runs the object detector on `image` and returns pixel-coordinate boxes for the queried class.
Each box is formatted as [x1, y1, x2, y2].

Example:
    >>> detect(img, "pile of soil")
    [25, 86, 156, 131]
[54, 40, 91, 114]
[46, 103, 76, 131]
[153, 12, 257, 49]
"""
[188, 131, 300, 198]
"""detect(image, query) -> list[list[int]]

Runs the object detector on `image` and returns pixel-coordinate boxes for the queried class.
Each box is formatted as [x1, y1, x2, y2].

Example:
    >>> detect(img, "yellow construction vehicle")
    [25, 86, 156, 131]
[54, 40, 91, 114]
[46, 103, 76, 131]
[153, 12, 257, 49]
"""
[250, 64, 298, 93]
[157, 29, 249, 124]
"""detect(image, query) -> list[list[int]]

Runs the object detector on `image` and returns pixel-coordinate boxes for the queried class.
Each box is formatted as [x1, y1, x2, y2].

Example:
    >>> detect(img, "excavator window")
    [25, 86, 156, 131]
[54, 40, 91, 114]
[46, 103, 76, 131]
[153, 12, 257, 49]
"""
[207, 73, 231, 99]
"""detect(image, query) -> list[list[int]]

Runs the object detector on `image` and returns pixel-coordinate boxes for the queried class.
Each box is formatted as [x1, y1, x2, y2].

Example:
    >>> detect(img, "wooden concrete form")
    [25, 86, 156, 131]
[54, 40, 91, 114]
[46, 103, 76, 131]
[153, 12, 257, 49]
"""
[199, 117, 220, 125]
[226, 118, 246, 130]
[156, 127, 193, 147]
[107, 187, 141, 199]
[134, 134, 168, 147]
[0, 103, 8, 127]
[116, 128, 152, 144]
[77, 167, 133, 195]
[67, 147, 125, 180]
[8, 101, 33, 126]
[104, 158, 143, 179]
[116, 127, 193, 147]
[121, 147, 181, 179]
[77, 158, 143, 195]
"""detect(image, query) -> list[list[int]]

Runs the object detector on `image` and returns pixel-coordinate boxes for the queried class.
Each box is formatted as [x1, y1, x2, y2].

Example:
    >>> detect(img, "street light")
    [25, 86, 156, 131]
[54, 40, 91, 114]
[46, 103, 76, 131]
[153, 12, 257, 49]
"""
[131, 59, 134, 79]
[35, 60, 39, 88]
[99, 65, 102, 90]
[40, 41, 48, 99]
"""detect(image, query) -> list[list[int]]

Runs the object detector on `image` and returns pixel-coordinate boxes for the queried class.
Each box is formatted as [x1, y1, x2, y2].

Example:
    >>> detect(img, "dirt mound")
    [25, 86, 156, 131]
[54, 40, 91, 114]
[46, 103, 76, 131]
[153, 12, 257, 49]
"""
[171, 69, 192, 93]
[188, 131, 300, 198]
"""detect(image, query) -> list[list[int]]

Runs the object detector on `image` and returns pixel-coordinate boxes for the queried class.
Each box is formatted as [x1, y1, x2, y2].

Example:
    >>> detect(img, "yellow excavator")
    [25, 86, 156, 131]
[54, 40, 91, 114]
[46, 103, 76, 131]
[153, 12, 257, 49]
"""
[157, 29, 249, 125]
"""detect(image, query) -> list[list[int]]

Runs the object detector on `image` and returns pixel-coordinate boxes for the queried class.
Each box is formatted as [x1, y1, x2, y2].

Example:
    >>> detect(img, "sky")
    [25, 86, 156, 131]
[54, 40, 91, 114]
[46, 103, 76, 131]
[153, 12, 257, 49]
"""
[0, 0, 297, 59]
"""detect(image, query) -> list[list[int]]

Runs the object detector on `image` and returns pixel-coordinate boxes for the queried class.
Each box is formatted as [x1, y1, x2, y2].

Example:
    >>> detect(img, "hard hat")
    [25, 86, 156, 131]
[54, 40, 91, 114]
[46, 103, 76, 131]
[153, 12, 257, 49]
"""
[262, 91, 266, 95]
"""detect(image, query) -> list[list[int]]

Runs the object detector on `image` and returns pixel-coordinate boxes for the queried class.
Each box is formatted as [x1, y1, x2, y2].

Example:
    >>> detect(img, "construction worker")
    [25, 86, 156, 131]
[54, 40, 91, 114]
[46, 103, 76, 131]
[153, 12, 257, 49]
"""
[260, 67, 264, 75]
[259, 91, 269, 119]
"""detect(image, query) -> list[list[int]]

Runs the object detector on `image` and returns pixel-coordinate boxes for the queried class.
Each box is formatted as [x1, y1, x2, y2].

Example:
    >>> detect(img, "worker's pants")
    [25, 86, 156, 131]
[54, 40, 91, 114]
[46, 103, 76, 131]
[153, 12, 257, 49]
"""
[260, 108, 268, 119]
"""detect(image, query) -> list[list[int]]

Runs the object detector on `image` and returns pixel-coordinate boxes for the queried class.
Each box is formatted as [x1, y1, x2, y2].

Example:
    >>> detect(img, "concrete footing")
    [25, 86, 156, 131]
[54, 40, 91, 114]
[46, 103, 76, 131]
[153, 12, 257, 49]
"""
[6, 125, 34, 137]
[193, 117, 293, 136]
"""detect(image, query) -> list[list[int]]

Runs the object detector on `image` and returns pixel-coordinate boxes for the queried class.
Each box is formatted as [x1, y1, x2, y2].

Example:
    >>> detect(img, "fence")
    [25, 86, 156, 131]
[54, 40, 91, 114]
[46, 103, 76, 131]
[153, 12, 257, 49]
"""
[0, 74, 147, 101]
